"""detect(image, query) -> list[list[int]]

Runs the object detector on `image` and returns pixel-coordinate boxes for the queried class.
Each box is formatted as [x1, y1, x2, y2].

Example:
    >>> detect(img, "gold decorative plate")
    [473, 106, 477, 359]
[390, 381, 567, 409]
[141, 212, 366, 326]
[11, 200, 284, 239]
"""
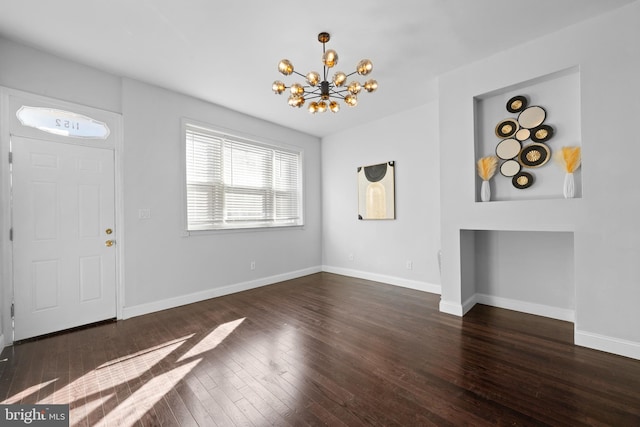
[506, 95, 528, 113]
[512, 171, 534, 189]
[495, 118, 520, 139]
[530, 124, 554, 143]
[519, 143, 550, 168]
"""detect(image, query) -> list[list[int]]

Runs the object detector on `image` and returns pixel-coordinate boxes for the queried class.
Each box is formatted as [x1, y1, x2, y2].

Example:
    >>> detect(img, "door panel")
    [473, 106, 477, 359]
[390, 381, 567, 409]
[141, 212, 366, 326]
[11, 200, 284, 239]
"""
[12, 136, 116, 340]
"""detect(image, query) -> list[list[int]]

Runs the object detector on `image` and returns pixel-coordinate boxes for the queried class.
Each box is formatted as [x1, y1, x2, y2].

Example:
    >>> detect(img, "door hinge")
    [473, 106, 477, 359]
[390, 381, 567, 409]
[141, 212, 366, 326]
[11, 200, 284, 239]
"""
[8, 152, 12, 164]
[9, 227, 13, 241]
[11, 303, 14, 318]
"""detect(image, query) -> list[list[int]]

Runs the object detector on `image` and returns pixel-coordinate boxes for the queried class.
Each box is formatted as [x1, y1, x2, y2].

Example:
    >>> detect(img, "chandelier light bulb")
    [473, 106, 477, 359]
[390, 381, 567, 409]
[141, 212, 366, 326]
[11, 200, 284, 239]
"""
[322, 49, 338, 68]
[288, 95, 305, 108]
[347, 81, 362, 95]
[273, 32, 377, 114]
[272, 81, 286, 94]
[357, 59, 373, 76]
[290, 83, 304, 96]
[278, 59, 294, 75]
[306, 71, 320, 86]
[333, 72, 347, 87]
[345, 94, 358, 107]
[364, 79, 378, 93]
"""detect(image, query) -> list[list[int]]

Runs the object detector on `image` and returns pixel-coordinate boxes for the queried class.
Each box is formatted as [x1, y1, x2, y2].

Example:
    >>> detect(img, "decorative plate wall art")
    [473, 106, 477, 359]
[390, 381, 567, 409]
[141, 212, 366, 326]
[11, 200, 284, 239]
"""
[518, 106, 546, 129]
[357, 161, 395, 220]
[519, 143, 551, 168]
[495, 118, 519, 139]
[530, 124, 554, 143]
[512, 171, 534, 189]
[500, 159, 521, 177]
[496, 138, 522, 160]
[515, 128, 531, 141]
[485, 94, 556, 191]
[506, 95, 528, 113]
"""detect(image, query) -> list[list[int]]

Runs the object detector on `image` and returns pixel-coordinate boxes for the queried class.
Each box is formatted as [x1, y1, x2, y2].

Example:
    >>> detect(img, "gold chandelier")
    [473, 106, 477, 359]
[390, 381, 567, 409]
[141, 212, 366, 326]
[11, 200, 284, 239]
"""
[272, 32, 378, 114]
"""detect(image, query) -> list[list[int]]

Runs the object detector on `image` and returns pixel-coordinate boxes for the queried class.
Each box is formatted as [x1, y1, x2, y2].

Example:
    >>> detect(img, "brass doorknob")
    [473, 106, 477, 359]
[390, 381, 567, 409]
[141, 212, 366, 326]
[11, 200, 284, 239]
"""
[105, 240, 115, 247]
[106, 228, 113, 235]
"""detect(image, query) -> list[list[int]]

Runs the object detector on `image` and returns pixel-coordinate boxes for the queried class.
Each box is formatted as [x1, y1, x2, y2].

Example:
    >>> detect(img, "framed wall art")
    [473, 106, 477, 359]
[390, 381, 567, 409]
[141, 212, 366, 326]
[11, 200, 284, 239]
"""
[357, 161, 395, 220]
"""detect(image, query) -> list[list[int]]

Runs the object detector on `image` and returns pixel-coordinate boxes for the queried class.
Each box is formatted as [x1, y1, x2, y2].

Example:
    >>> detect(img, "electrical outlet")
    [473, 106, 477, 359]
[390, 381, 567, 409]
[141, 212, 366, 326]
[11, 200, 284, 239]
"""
[406, 260, 413, 270]
[250, 261, 256, 270]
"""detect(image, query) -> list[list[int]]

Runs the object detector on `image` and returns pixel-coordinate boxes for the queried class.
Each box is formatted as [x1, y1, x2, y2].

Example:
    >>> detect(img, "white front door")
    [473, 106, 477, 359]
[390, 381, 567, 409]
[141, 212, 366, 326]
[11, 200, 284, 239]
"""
[11, 135, 117, 340]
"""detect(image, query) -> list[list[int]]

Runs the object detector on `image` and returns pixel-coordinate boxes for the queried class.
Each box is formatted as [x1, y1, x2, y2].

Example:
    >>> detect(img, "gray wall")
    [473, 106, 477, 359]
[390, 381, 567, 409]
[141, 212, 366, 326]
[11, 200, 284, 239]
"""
[121, 78, 322, 315]
[439, 2, 640, 359]
[0, 38, 323, 341]
[471, 230, 575, 321]
[0, 38, 121, 113]
[321, 103, 441, 293]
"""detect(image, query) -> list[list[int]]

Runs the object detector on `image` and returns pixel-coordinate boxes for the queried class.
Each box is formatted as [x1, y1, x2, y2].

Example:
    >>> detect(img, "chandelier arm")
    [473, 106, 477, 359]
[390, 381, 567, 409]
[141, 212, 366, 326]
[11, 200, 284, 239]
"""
[345, 71, 358, 78]
[331, 88, 351, 95]
[292, 71, 307, 78]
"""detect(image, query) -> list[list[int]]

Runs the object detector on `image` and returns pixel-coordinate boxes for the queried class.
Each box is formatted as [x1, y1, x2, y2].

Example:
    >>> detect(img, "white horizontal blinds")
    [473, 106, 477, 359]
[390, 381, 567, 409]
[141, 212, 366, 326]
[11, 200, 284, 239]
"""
[274, 150, 300, 221]
[224, 140, 273, 223]
[185, 123, 302, 230]
[186, 127, 224, 229]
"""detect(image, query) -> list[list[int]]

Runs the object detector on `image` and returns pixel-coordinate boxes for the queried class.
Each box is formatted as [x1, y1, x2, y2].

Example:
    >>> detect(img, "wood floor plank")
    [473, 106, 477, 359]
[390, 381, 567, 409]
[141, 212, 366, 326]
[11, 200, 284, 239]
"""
[1, 272, 639, 426]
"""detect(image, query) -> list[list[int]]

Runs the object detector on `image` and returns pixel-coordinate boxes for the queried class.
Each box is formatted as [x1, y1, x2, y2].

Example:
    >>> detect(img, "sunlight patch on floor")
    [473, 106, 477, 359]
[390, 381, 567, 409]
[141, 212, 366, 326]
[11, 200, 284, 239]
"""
[97, 359, 201, 427]
[3, 318, 247, 425]
[69, 392, 114, 425]
[178, 317, 245, 362]
[3, 378, 57, 404]
[44, 335, 193, 405]
[97, 335, 194, 369]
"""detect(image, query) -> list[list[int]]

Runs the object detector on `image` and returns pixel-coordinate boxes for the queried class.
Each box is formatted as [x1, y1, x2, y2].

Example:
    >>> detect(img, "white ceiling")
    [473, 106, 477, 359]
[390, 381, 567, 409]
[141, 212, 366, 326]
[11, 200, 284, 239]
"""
[0, 0, 635, 137]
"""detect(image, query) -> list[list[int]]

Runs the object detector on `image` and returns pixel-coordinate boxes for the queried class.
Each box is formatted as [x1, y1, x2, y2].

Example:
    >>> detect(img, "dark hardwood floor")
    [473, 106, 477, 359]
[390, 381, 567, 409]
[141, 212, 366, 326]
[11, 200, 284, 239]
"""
[1, 272, 639, 426]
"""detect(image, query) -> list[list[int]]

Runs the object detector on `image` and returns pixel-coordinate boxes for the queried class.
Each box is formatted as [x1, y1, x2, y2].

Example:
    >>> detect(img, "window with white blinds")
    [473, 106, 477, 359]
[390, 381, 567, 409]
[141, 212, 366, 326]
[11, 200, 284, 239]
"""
[185, 124, 303, 230]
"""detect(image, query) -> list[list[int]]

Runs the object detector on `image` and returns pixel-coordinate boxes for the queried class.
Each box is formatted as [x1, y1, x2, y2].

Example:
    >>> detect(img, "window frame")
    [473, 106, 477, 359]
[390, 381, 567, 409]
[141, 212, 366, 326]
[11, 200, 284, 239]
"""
[181, 119, 304, 233]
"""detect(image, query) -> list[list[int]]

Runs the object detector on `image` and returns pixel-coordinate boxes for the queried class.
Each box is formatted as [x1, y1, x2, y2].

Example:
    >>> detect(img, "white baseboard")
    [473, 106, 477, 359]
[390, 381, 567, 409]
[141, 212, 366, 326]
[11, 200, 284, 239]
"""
[0, 334, 4, 353]
[122, 266, 322, 319]
[321, 265, 441, 295]
[575, 329, 640, 360]
[439, 294, 477, 317]
[476, 293, 575, 322]
[463, 295, 478, 315]
[439, 300, 464, 316]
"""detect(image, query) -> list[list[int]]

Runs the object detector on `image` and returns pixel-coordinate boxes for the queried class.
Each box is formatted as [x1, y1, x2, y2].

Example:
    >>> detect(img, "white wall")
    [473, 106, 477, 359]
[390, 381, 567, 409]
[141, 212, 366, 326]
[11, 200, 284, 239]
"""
[439, 2, 640, 359]
[0, 38, 121, 113]
[472, 230, 575, 321]
[121, 78, 322, 316]
[0, 38, 323, 339]
[321, 103, 441, 293]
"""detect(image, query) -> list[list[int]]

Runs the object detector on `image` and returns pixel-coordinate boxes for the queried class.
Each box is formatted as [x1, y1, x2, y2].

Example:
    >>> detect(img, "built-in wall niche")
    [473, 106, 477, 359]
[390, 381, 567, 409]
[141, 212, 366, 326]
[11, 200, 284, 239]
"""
[460, 229, 575, 322]
[474, 67, 582, 202]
